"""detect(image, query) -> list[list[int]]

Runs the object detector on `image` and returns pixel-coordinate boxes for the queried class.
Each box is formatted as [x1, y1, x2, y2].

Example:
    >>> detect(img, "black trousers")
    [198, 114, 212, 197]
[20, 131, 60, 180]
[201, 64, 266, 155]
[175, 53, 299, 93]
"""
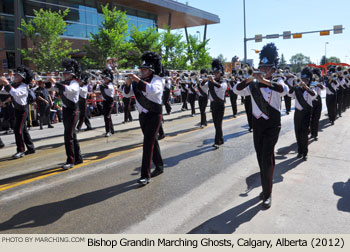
[244, 96, 253, 129]
[284, 95, 291, 113]
[229, 90, 237, 116]
[139, 112, 163, 179]
[310, 97, 322, 137]
[3, 105, 15, 130]
[77, 98, 92, 130]
[336, 88, 343, 116]
[181, 91, 188, 109]
[103, 100, 114, 134]
[38, 105, 52, 127]
[341, 87, 347, 112]
[163, 88, 172, 114]
[211, 101, 225, 145]
[294, 109, 311, 155]
[63, 107, 82, 164]
[14, 106, 34, 153]
[252, 117, 281, 200]
[188, 93, 196, 115]
[123, 97, 133, 122]
[326, 94, 337, 122]
[198, 95, 208, 125]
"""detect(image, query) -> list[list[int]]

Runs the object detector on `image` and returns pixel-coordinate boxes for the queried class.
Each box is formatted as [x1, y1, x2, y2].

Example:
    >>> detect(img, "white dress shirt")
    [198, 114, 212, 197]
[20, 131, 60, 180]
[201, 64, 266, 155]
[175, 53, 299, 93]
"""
[325, 80, 339, 95]
[62, 79, 80, 107]
[233, 78, 289, 120]
[79, 85, 89, 99]
[288, 87, 317, 111]
[197, 81, 209, 97]
[9, 83, 28, 106]
[125, 76, 164, 114]
[206, 80, 227, 102]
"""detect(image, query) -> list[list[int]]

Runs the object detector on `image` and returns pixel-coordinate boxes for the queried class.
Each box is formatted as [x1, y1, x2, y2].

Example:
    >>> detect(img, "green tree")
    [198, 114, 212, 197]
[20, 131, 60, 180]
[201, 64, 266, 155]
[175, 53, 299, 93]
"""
[217, 54, 227, 65]
[327, 56, 341, 64]
[289, 53, 312, 72]
[19, 9, 76, 72]
[126, 25, 161, 68]
[160, 28, 187, 70]
[279, 53, 287, 69]
[83, 4, 131, 69]
[186, 34, 211, 70]
[320, 55, 327, 65]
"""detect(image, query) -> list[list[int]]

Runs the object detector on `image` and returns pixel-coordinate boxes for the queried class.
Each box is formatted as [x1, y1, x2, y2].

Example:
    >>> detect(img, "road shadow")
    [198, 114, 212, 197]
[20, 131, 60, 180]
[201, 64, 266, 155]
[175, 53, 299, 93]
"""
[131, 145, 213, 176]
[0, 179, 139, 232]
[332, 179, 350, 213]
[318, 118, 333, 132]
[202, 130, 249, 145]
[188, 196, 262, 234]
[240, 155, 304, 197]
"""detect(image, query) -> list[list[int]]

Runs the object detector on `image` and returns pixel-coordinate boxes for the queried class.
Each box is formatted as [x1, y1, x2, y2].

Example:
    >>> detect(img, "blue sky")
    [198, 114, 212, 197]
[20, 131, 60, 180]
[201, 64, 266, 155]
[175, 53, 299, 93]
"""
[171, 0, 349, 66]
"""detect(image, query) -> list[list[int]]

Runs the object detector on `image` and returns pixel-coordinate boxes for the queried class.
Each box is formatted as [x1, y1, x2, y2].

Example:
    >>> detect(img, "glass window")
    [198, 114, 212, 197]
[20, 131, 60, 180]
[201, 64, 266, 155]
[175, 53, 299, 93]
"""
[4, 32, 15, 50]
[0, 15, 14, 32]
[64, 22, 87, 38]
[0, 0, 14, 15]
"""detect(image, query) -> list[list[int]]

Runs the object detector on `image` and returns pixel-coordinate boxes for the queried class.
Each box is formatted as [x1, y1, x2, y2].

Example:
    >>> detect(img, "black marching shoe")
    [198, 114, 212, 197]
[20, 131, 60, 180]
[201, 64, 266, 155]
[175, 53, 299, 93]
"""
[74, 159, 83, 165]
[0, 140, 5, 149]
[248, 127, 253, 132]
[259, 192, 264, 200]
[158, 134, 165, 140]
[85, 127, 93, 131]
[62, 163, 74, 170]
[297, 153, 303, 158]
[151, 167, 164, 177]
[137, 177, 151, 186]
[25, 149, 36, 155]
[48, 125, 54, 128]
[262, 196, 272, 209]
[12, 152, 25, 159]
[105, 132, 112, 137]
[212, 144, 219, 149]
[303, 154, 308, 161]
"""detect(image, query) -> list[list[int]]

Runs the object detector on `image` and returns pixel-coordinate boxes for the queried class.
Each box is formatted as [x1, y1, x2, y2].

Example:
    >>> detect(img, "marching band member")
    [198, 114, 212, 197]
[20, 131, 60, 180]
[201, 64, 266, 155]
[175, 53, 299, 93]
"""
[288, 67, 316, 160]
[124, 51, 164, 186]
[310, 68, 324, 141]
[207, 59, 227, 149]
[325, 67, 339, 125]
[99, 69, 115, 137]
[283, 67, 293, 115]
[197, 69, 209, 128]
[180, 73, 189, 111]
[187, 72, 197, 117]
[0, 66, 35, 159]
[162, 70, 172, 115]
[36, 79, 54, 130]
[52, 58, 83, 169]
[228, 69, 238, 118]
[234, 43, 289, 209]
[76, 71, 93, 132]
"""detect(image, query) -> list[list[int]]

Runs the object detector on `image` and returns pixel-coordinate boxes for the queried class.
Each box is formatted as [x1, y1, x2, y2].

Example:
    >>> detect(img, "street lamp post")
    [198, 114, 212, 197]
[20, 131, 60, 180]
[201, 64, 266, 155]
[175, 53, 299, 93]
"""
[325, 42, 329, 63]
[243, 0, 247, 64]
[196, 31, 201, 41]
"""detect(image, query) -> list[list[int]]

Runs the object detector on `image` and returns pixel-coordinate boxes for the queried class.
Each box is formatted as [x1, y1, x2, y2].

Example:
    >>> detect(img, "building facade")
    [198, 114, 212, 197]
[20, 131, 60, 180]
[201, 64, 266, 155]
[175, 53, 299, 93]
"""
[0, 0, 219, 74]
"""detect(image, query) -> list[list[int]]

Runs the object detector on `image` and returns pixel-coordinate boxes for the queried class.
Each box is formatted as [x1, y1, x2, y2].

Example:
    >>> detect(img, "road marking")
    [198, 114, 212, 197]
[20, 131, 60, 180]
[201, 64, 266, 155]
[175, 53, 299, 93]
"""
[0, 113, 243, 192]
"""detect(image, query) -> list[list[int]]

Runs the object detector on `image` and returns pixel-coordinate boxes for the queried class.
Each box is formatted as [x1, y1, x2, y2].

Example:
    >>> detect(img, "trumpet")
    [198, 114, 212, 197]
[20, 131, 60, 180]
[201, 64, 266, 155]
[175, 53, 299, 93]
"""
[343, 70, 349, 76]
[245, 67, 265, 78]
[330, 73, 338, 81]
[293, 77, 302, 86]
[312, 74, 320, 83]
[336, 65, 343, 73]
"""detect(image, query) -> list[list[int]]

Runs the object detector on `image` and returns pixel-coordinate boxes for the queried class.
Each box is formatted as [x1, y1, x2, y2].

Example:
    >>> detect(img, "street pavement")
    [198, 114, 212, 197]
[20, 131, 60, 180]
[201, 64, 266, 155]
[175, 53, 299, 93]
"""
[0, 96, 349, 234]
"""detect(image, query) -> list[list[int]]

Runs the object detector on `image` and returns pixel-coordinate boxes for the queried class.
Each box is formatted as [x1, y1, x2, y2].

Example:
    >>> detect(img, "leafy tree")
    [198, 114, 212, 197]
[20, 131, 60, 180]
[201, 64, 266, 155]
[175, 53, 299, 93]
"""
[127, 25, 161, 68]
[19, 9, 76, 72]
[186, 34, 211, 70]
[327, 56, 341, 64]
[289, 53, 312, 72]
[83, 4, 131, 69]
[160, 28, 187, 70]
[279, 53, 287, 69]
[217, 54, 227, 65]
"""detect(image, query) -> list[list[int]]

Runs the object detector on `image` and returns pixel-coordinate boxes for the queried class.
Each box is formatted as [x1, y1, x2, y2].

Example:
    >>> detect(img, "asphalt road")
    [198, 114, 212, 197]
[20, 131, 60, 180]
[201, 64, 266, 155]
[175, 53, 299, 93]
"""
[0, 96, 349, 234]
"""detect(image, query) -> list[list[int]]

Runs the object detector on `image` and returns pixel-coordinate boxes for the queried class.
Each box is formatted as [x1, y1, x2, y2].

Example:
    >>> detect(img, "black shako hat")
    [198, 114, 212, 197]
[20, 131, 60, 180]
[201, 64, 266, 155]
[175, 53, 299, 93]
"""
[62, 58, 81, 77]
[259, 43, 279, 68]
[211, 59, 224, 74]
[80, 71, 91, 85]
[300, 67, 313, 84]
[140, 51, 162, 75]
[15, 66, 33, 84]
[101, 68, 113, 82]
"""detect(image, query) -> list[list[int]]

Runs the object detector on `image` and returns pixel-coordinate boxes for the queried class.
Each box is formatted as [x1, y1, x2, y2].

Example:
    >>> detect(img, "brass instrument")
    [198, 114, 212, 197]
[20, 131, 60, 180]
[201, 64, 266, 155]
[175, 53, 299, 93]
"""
[330, 73, 338, 81]
[336, 65, 343, 73]
[293, 77, 302, 86]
